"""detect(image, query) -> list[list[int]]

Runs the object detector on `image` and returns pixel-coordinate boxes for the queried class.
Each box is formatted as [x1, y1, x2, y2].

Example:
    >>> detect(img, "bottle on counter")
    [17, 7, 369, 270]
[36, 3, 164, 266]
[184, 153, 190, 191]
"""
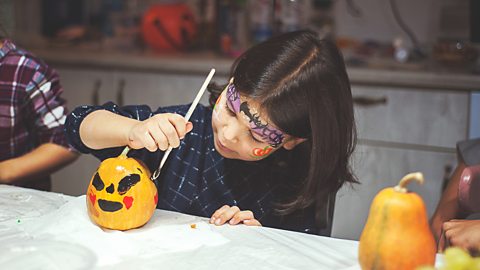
[249, 0, 273, 43]
[216, 0, 249, 57]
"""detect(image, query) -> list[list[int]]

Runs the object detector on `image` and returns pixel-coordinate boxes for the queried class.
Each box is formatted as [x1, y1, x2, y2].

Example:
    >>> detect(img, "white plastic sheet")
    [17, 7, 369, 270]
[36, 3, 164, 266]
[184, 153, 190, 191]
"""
[0, 185, 366, 270]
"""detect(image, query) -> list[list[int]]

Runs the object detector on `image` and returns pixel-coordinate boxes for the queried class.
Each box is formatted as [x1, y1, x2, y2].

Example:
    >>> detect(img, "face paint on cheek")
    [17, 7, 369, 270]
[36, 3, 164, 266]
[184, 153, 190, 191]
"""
[251, 146, 273, 158]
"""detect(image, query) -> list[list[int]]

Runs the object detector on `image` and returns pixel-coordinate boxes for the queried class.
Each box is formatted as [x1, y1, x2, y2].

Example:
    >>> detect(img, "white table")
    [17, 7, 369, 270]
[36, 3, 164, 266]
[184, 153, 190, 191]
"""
[0, 184, 362, 270]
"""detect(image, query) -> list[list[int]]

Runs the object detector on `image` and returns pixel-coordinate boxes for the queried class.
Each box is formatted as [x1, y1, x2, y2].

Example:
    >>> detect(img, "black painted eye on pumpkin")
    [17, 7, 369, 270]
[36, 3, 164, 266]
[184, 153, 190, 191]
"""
[118, 174, 141, 195]
[92, 173, 104, 191]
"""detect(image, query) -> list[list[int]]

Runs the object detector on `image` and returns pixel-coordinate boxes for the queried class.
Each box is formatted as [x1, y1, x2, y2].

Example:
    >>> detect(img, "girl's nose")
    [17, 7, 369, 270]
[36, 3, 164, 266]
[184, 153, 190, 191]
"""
[223, 121, 240, 143]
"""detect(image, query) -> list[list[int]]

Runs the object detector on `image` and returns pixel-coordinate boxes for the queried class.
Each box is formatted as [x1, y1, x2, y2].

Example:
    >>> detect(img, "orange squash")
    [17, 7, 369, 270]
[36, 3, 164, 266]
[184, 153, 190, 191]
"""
[358, 172, 436, 270]
[86, 148, 158, 230]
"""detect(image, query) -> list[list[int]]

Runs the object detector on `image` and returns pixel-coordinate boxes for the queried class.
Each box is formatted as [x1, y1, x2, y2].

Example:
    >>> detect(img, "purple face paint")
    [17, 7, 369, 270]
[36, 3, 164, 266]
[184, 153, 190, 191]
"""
[226, 83, 241, 112]
[226, 83, 285, 148]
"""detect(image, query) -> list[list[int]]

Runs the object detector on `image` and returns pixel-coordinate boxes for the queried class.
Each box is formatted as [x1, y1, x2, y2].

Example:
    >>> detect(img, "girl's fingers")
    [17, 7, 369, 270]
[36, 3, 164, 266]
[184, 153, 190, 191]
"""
[142, 132, 159, 152]
[445, 227, 462, 245]
[215, 206, 240, 225]
[167, 114, 191, 138]
[229, 210, 254, 225]
[243, 219, 262, 226]
[158, 119, 180, 148]
[129, 114, 193, 151]
[209, 206, 261, 227]
[449, 235, 468, 250]
[146, 123, 169, 151]
[443, 220, 461, 231]
[210, 205, 230, 223]
[186, 122, 193, 133]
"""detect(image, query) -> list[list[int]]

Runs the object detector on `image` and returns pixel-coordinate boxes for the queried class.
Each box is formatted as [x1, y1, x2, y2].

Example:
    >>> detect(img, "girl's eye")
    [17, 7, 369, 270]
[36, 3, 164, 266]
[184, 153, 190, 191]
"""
[249, 131, 263, 144]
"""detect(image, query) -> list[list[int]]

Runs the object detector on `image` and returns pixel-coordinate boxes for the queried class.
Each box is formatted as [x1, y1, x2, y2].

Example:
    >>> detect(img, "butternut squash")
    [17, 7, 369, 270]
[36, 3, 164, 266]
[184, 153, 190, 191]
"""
[358, 172, 436, 270]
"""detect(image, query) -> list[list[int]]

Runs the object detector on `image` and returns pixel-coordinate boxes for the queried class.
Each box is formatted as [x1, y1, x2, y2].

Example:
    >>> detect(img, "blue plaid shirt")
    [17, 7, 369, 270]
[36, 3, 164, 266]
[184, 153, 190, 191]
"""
[66, 102, 328, 235]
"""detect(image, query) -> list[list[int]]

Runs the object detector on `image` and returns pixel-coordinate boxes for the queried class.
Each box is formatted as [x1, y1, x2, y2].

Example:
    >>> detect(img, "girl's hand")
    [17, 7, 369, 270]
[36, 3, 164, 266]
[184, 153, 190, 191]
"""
[210, 205, 261, 227]
[442, 219, 480, 252]
[128, 113, 193, 152]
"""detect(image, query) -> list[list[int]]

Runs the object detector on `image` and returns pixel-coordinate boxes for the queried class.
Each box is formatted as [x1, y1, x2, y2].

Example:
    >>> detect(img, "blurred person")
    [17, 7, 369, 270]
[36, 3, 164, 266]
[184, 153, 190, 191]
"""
[431, 138, 480, 253]
[0, 30, 78, 191]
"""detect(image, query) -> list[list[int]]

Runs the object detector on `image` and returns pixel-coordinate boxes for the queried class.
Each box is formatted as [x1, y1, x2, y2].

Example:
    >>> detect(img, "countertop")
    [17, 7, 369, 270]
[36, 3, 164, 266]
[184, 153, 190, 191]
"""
[30, 47, 480, 91]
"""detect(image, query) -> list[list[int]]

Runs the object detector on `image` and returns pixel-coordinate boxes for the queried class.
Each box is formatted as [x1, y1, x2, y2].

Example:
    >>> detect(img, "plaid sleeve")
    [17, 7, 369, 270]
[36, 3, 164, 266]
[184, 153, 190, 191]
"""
[23, 61, 71, 149]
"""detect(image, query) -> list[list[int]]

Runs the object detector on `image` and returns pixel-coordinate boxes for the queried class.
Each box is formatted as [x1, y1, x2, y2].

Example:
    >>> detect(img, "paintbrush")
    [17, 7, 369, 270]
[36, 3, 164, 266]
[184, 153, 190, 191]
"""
[150, 68, 215, 179]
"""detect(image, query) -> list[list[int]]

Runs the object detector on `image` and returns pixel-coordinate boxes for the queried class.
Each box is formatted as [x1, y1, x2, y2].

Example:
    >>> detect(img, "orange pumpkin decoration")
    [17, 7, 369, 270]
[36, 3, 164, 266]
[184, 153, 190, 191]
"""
[141, 3, 197, 51]
[358, 172, 436, 270]
[86, 149, 158, 230]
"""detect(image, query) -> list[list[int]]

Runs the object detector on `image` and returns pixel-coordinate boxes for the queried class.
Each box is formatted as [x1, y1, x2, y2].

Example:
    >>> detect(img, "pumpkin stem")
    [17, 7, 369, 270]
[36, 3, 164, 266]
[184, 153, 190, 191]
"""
[394, 172, 424, 193]
[120, 146, 130, 157]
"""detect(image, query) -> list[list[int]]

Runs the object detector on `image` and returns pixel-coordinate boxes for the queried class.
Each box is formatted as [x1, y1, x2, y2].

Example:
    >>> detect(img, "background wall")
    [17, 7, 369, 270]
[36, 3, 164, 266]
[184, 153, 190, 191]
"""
[0, 0, 14, 36]
[6, 0, 472, 50]
[333, 0, 470, 46]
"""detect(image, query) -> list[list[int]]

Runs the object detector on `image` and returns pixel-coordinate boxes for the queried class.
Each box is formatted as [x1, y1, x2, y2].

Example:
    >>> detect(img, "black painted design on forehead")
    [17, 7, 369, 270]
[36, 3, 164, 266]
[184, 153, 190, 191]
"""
[239, 102, 285, 148]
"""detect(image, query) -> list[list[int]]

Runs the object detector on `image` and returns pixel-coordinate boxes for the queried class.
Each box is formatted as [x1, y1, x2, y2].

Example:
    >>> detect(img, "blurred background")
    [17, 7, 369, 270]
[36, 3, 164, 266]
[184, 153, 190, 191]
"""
[2, 0, 479, 72]
[1, 0, 479, 241]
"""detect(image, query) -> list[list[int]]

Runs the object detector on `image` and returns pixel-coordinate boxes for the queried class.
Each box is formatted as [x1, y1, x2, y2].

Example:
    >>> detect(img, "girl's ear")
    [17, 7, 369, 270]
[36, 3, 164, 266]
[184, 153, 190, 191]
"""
[282, 137, 307, 150]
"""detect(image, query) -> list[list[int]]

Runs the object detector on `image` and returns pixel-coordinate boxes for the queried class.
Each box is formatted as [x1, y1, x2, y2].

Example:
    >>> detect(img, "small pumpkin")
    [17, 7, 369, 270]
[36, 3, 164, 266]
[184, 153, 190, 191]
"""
[86, 148, 158, 230]
[358, 172, 436, 270]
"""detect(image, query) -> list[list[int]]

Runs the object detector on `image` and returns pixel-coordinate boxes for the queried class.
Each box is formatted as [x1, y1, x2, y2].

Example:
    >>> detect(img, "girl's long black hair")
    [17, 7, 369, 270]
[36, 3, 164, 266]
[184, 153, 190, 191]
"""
[209, 30, 357, 229]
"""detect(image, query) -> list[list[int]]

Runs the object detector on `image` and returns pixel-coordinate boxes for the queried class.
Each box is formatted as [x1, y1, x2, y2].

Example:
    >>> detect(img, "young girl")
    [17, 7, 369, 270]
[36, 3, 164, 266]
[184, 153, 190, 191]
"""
[0, 33, 78, 191]
[65, 30, 357, 235]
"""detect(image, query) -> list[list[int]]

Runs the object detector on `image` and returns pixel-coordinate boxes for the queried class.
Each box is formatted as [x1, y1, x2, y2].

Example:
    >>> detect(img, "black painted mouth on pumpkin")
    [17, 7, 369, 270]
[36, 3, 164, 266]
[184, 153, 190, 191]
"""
[98, 199, 123, 212]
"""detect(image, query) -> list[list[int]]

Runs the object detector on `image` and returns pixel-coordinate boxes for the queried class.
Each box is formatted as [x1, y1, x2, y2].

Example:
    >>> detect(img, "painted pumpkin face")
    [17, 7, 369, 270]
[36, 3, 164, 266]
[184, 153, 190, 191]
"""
[86, 154, 158, 231]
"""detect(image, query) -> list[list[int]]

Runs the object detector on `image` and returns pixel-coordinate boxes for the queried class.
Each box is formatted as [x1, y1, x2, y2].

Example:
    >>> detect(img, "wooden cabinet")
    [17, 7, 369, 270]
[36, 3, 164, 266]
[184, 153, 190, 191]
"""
[50, 67, 227, 196]
[116, 71, 227, 108]
[331, 85, 470, 240]
[332, 144, 457, 240]
[56, 68, 116, 108]
[352, 86, 468, 148]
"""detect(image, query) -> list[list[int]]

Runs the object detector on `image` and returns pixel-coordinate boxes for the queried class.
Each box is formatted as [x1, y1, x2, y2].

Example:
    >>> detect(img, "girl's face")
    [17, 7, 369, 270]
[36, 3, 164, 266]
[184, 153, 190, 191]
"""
[211, 81, 300, 161]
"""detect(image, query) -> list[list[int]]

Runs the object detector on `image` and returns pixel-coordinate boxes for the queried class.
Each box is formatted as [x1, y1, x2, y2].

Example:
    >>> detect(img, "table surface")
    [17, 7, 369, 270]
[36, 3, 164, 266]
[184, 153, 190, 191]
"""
[0, 185, 441, 270]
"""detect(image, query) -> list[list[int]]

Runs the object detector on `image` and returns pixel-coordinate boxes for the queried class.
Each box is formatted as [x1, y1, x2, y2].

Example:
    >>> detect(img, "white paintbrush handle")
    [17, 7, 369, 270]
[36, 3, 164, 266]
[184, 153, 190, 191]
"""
[184, 68, 216, 122]
[152, 68, 216, 180]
